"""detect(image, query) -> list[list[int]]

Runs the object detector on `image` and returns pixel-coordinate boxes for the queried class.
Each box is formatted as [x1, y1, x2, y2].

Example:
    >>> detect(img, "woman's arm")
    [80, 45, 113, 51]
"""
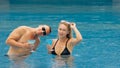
[70, 23, 82, 45]
[47, 39, 56, 54]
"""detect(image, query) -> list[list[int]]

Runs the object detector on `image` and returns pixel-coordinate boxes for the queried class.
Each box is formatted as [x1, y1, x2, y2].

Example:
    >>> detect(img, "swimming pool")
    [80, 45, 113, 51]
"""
[0, 1, 120, 68]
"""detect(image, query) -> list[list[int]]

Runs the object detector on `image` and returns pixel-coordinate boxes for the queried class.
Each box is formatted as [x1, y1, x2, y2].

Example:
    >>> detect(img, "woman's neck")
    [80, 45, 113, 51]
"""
[59, 37, 68, 42]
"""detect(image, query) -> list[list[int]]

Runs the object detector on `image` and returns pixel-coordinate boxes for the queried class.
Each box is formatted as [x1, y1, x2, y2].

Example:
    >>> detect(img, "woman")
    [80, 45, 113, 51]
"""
[47, 20, 82, 56]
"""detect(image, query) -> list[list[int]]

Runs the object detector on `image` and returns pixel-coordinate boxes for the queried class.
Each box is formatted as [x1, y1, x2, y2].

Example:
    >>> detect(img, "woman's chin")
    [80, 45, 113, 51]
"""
[59, 36, 65, 38]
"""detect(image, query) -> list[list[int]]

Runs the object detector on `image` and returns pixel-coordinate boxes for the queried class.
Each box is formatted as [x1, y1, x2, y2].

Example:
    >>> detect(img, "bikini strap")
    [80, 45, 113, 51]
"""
[65, 38, 70, 46]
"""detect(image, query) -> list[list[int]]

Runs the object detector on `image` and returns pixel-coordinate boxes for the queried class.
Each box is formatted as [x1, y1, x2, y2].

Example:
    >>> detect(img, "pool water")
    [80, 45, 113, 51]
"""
[0, 1, 120, 68]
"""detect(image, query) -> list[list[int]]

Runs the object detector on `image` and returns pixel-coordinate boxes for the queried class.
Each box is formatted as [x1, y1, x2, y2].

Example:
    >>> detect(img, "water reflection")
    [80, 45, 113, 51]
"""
[10, 61, 29, 68]
[5, 55, 30, 68]
[51, 55, 75, 68]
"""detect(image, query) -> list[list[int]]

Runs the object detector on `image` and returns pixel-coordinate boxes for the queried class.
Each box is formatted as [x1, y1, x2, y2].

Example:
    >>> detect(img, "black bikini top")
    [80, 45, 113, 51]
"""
[51, 39, 70, 55]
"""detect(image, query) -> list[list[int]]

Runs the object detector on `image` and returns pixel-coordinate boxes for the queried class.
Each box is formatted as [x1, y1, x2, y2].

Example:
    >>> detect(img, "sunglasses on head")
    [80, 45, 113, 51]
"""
[61, 20, 70, 24]
[42, 27, 46, 35]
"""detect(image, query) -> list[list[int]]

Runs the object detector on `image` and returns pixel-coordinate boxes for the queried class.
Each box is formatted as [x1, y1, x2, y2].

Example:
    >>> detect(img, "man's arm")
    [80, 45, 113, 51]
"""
[6, 26, 25, 48]
[32, 38, 40, 50]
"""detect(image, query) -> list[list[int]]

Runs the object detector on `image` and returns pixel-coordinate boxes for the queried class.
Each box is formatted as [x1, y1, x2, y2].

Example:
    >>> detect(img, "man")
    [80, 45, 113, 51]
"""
[6, 25, 51, 60]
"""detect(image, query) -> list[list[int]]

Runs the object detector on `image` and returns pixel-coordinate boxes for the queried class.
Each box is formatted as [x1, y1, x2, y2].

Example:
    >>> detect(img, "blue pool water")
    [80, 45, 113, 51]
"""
[0, 0, 120, 68]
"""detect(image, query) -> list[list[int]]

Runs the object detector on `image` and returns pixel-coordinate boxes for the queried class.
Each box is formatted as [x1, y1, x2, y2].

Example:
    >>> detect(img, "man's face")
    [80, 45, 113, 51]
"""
[37, 25, 51, 36]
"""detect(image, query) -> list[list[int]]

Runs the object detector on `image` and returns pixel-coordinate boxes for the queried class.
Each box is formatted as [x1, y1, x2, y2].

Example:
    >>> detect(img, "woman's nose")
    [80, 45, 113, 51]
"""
[60, 30, 64, 33]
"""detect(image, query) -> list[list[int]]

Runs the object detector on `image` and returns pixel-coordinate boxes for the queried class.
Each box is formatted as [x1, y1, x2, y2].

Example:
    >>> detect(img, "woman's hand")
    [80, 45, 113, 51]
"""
[70, 23, 76, 29]
[47, 45, 53, 51]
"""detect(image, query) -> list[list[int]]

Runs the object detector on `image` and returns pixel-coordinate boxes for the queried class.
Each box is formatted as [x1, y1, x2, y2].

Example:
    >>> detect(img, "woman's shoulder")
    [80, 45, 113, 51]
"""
[67, 38, 75, 44]
[68, 38, 81, 46]
[68, 38, 74, 41]
[52, 39, 57, 42]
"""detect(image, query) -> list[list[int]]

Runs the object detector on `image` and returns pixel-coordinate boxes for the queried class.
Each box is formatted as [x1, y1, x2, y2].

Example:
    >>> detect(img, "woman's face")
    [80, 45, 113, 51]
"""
[58, 24, 69, 38]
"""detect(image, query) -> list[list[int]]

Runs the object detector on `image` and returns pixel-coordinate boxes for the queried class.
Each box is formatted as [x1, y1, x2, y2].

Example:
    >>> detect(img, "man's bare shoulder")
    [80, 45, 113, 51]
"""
[15, 26, 31, 31]
[10, 26, 29, 35]
[17, 26, 29, 29]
